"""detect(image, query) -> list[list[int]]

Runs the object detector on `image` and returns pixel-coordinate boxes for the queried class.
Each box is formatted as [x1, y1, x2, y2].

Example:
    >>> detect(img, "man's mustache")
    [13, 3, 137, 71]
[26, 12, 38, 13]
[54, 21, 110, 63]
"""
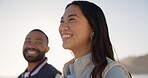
[23, 48, 40, 53]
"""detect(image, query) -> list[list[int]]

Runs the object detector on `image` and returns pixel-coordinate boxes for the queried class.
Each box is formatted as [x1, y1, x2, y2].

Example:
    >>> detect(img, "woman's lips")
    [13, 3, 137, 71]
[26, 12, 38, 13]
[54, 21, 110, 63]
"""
[62, 34, 73, 41]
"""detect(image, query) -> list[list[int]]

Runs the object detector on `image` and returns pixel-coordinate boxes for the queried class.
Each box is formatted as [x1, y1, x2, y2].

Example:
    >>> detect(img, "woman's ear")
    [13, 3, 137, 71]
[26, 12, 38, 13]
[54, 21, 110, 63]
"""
[91, 30, 94, 36]
[90, 30, 94, 40]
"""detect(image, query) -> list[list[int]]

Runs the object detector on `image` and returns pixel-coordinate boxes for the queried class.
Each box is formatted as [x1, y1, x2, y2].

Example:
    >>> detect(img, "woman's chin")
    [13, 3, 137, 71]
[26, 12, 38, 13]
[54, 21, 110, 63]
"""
[62, 44, 71, 49]
[62, 46, 69, 49]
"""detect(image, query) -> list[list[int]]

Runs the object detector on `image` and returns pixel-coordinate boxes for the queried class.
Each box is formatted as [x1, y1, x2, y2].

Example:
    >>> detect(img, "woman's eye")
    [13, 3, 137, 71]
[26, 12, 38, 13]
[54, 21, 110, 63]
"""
[60, 20, 64, 23]
[60, 20, 63, 23]
[25, 40, 31, 44]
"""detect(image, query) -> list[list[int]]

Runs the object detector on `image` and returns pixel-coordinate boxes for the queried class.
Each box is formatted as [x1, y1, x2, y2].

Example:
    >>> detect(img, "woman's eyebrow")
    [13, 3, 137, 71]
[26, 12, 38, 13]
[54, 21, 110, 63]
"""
[61, 13, 79, 20]
[68, 14, 79, 18]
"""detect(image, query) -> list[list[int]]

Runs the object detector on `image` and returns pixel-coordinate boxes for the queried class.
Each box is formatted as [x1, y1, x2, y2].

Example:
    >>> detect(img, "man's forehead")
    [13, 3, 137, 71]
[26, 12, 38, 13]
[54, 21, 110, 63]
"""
[26, 31, 45, 39]
[25, 31, 48, 44]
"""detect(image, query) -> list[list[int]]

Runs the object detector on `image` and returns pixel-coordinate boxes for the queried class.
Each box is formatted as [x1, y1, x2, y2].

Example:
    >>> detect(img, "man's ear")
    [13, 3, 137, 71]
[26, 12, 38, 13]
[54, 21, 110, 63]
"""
[45, 47, 50, 52]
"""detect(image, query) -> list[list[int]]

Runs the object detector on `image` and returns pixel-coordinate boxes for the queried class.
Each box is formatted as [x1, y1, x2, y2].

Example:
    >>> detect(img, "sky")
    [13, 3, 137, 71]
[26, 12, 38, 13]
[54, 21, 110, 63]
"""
[0, 0, 148, 77]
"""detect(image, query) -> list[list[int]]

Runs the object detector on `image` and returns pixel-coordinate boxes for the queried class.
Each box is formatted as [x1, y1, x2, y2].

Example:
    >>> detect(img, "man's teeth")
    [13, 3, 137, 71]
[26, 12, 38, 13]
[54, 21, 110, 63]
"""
[62, 35, 72, 38]
[28, 51, 36, 54]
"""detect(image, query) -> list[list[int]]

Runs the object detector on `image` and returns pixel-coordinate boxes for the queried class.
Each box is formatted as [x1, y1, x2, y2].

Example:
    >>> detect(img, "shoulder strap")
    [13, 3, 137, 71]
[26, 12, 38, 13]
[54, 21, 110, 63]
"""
[102, 62, 132, 78]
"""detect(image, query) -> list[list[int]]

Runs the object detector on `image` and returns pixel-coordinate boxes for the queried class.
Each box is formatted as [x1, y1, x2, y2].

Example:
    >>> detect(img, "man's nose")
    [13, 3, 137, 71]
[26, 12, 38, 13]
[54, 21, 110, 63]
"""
[27, 42, 36, 49]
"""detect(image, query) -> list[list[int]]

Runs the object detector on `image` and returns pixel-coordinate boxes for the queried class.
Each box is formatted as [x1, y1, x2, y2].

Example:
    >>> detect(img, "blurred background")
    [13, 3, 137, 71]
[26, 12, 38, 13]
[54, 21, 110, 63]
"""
[0, 0, 148, 78]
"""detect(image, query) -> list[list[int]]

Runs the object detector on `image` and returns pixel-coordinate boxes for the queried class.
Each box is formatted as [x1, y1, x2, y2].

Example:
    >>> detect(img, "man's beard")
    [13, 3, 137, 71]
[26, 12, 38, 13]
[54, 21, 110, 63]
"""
[23, 48, 46, 63]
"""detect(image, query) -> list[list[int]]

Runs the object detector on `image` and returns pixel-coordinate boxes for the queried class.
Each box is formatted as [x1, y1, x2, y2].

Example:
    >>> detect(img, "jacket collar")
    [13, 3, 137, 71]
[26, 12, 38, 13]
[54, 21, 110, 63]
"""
[74, 53, 92, 73]
[22, 57, 48, 77]
[63, 53, 93, 76]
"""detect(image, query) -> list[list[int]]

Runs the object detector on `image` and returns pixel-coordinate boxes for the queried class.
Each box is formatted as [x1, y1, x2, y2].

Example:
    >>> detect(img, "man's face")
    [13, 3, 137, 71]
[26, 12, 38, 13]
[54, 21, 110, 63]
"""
[23, 31, 49, 63]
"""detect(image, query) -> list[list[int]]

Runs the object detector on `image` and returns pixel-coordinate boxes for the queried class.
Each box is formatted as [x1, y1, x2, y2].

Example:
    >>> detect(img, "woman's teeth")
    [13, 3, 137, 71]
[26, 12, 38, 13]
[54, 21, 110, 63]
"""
[62, 35, 72, 38]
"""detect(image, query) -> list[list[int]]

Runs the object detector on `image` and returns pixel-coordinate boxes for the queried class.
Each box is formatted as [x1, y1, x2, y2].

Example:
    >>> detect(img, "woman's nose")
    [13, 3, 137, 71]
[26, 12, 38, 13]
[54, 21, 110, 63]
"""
[59, 23, 69, 31]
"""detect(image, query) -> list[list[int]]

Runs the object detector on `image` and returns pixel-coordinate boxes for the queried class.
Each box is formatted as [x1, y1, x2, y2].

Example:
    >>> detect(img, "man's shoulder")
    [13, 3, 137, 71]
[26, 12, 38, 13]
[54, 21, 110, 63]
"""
[37, 63, 61, 78]
[43, 63, 57, 71]
[40, 63, 61, 74]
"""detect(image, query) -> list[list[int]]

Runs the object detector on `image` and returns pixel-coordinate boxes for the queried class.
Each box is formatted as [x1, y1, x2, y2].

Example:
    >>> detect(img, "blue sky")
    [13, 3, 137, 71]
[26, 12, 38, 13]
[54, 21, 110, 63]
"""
[0, 0, 147, 77]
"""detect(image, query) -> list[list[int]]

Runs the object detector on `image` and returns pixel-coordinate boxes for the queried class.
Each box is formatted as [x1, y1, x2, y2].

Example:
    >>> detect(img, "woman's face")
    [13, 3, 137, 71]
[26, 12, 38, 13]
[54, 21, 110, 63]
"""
[59, 5, 92, 51]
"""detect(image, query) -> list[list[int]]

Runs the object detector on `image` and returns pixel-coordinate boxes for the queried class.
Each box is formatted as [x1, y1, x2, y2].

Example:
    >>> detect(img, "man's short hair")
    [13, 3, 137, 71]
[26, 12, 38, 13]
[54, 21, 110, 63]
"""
[30, 29, 49, 45]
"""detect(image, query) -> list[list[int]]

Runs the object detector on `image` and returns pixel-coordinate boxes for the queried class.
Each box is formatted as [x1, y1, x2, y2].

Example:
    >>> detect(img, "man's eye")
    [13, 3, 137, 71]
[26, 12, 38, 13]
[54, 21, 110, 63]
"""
[37, 41, 42, 44]
[69, 19, 75, 22]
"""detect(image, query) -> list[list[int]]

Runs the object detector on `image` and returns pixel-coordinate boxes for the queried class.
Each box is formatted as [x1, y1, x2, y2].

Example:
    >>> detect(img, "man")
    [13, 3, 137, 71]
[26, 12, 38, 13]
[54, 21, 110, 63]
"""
[18, 29, 61, 78]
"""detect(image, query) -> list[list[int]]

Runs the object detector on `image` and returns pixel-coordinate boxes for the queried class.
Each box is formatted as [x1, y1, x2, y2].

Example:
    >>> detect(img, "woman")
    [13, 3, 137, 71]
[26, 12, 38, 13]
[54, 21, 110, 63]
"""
[59, 1, 131, 78]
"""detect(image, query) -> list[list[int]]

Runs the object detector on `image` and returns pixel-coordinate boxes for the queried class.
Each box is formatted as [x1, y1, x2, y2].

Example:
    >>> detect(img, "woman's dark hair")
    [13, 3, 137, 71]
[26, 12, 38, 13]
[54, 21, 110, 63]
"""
[66, 1, 114, 78]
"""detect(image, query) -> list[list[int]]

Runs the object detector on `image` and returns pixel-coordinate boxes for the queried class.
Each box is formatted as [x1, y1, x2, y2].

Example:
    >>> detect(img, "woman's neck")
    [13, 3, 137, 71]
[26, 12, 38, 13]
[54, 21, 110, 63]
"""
[72, 43, 91, 59]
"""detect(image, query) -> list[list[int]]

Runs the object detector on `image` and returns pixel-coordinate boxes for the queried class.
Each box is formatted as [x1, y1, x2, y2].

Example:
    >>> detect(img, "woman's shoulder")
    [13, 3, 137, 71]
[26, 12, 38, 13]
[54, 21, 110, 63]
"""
[105, 66, 129, 78]
[64, 59, 74, 66]
[102, 57, 132, 78]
